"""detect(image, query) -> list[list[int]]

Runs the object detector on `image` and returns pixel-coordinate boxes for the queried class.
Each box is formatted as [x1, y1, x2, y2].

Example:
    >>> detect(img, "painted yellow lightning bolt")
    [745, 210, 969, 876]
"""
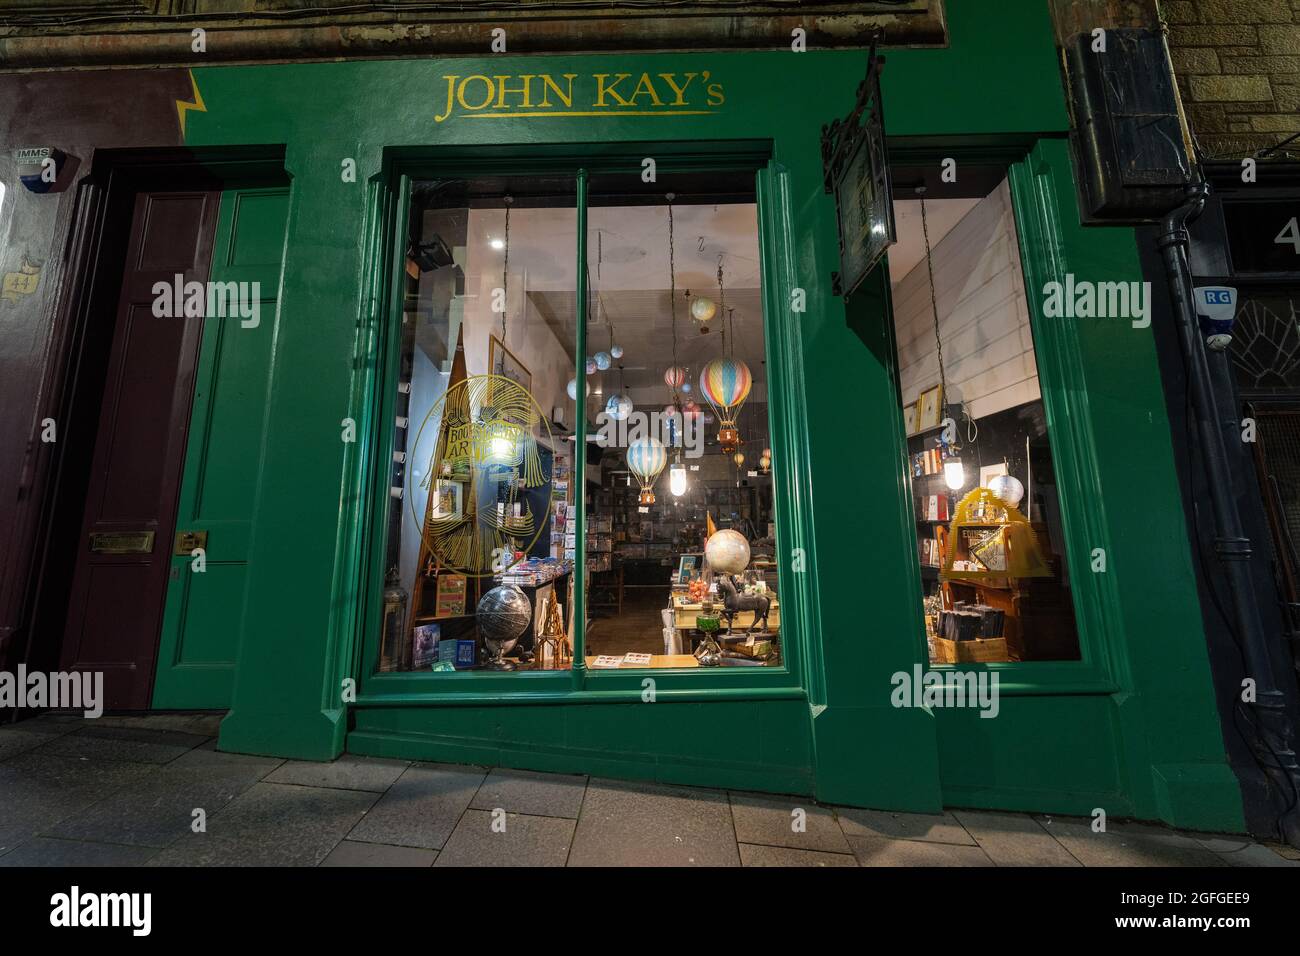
[176, 69, 207, 139]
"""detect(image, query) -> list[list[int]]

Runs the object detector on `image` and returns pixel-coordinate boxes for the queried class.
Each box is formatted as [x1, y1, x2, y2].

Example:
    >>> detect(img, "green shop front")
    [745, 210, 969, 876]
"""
[0, 4, 1245, 832]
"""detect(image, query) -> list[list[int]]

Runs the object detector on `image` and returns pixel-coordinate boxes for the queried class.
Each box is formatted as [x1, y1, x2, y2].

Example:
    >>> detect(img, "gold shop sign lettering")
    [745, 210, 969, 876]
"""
[435, 71, 725, 122]
[446, 419, 524, 465]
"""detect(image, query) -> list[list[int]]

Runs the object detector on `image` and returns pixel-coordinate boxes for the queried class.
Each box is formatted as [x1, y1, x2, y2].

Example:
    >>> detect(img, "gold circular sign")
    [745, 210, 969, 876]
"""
[407, 374, 554, 578]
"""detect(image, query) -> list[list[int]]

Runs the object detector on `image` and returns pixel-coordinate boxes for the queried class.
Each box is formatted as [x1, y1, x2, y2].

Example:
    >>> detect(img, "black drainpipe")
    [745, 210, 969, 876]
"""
[1159, 181, 1300, 847]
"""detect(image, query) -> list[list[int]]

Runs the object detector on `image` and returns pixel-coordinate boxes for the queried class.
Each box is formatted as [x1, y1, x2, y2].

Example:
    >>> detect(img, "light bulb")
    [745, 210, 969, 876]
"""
[670, 464, 688, 497]
[944, 457, 966, 491]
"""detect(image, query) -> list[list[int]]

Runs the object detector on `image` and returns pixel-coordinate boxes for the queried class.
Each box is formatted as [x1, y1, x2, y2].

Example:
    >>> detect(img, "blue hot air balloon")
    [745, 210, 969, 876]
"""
[626, 437, 667, 505]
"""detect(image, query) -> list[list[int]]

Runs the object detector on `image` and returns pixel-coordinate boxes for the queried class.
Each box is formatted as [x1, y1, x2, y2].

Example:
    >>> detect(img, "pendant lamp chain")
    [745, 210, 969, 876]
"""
[917, 187, 947, 406]
[499, 197, 512, 369]
[717, 255, 728, 357]
[668, 193, 678, 381]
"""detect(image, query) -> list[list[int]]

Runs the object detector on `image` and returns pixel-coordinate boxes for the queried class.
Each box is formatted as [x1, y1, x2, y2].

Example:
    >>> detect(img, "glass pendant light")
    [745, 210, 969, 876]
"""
[670, 459, 688, 497]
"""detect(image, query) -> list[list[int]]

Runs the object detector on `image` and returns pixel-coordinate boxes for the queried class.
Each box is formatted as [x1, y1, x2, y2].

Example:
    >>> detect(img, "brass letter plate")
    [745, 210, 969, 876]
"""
[88, 531, 156, 554]
[174, 530, 208, 554]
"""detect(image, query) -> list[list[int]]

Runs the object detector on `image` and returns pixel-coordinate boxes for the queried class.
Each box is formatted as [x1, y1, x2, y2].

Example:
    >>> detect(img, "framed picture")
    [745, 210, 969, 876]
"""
[488, 334, 532, 402]
[979, 462, 1008, 489]
[430, 478, 462, 520]
[434, 573, 467, 618]
[903, 400, 918, 436]
[676, 552, 703, 584]
[918, 385, 943, 431]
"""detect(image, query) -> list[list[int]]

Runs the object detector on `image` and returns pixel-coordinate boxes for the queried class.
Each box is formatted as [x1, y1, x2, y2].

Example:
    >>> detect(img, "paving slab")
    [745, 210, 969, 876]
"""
[952, 810, 1081, 866]
[346, 763, 485, 850]
[46, 757, 272, 848]
[1210, 843, 1300, 867]
[568, 778, 740, 867]
[739, 843, 859, 867]
[837, 807, 976, 846]
[0, 752, 156, 835]
[265, 756, 410, 793]
[847, 835, 994, 866]
[0, 729, 50, 761]
[4, 715, 87, 736]
[147, 782, 376, 867]
[1034, 816, 1226, 867]
[469, 767, 588, 819]
[34, 725, 209, 765]
[0, 836, 157, 867]
[92, 714, 224, 736]
[320, 840, 437, 867]
[729, 791, 852, 854]
[169, 745, 284, 773]
[435, 810, 575, 866]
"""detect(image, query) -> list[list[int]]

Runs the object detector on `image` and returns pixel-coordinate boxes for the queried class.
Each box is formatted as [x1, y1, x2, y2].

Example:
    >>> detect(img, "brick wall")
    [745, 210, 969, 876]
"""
[1161, 0, 1300, 159]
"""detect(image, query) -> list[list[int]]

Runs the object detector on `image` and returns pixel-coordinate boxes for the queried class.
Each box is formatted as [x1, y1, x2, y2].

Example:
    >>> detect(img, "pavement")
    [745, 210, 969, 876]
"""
[2, 714, 1297, 867]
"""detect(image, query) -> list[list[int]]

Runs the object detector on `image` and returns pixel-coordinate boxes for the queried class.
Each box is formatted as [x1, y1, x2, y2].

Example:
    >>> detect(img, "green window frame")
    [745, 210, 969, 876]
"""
[885, 138, 1132, 695]
[350, 142, 819, 707]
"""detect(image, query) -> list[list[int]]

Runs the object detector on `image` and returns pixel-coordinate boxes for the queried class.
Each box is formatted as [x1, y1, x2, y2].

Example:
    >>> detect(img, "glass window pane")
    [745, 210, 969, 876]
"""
[579, 171, 781, 670]
[379, 175, 578, 673]
[891, 173, 1082, 664]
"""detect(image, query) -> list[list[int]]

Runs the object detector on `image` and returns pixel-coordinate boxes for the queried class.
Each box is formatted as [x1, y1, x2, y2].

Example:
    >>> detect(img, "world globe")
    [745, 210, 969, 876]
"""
[705, 528, 750, 575]
[477, 585, 532, 670]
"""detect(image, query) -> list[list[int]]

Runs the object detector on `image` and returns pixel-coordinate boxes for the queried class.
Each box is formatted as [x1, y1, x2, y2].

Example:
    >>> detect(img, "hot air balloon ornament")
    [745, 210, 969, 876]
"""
[627, 437, 667, 507]
[700, 357, 752, 454]
[663, 366, 687, 392]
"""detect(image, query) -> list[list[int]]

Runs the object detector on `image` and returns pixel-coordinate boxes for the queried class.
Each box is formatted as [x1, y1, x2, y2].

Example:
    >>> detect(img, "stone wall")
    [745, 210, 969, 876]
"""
[1161, 0, 1300, 159]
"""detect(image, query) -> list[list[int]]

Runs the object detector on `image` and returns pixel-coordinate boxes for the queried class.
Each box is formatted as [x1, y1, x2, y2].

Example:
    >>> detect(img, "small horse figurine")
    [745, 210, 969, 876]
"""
[716, 574, 771, 635]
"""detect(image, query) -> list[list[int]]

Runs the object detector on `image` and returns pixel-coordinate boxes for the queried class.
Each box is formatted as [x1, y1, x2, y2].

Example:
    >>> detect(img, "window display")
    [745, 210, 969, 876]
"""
[893, 173, 1082, 664]
[580, 173, 781, 670]
[376, 168, 782, 673]
[379, 175, 578, 673]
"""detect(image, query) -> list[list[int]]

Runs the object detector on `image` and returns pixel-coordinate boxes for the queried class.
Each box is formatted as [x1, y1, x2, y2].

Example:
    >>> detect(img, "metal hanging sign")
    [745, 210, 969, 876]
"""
[821, 34, 895, 299]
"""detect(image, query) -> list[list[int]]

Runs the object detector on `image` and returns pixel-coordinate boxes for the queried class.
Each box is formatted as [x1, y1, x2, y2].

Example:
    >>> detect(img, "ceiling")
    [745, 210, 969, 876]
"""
[458, 201, 765, 394]
[888, 197, 981, 285]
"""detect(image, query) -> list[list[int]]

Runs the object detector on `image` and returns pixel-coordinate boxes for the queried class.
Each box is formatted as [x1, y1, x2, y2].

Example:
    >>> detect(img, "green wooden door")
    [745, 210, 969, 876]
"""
[152, 185, 289, 709]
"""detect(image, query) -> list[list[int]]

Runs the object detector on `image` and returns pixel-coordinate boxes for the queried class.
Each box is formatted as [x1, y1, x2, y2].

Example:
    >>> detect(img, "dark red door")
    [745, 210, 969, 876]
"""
[59, 188, 220, 709]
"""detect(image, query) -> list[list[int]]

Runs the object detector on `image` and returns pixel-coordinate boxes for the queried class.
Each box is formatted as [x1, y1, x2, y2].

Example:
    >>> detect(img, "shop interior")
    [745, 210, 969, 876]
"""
[378, 172, 781, 673]
[890, 166, 1081, 664]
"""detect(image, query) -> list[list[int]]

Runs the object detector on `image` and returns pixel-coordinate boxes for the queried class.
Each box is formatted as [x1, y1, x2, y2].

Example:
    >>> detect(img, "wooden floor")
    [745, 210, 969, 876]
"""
[586, 588, 670, 657]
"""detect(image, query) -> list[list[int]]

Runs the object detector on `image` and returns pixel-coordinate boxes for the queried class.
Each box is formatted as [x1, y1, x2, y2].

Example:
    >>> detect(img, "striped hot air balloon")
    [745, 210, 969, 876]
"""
[626, 437, 667, 506]
[663, 366, 687, 389]
[699, 357, 752, 453]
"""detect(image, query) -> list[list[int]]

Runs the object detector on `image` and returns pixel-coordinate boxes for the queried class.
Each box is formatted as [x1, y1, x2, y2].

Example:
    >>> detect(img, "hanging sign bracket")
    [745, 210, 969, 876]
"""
[820, 31, 896, 300]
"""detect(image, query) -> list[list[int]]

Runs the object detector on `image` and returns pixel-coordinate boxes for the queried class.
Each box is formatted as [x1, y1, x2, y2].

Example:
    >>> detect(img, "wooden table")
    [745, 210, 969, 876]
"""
[584, 654, 699, 668]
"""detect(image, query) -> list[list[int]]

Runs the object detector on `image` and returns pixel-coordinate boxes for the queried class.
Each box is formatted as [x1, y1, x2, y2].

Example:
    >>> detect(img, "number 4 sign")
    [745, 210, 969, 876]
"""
[1277, 216, 1300, 254]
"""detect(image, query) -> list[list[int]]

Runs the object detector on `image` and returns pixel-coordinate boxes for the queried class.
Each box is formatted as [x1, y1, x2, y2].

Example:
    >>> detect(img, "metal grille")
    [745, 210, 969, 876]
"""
[1251, 405, 1300, 673]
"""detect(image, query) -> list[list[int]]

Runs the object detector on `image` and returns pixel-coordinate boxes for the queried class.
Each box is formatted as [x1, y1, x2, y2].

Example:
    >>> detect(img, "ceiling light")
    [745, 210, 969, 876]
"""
[489, 238, 505, 250]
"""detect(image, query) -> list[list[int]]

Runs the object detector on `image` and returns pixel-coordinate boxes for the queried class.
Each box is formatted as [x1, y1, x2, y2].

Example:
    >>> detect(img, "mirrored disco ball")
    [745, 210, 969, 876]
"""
[610, 344, 624, 359]
[595, 351, 612, 370]
[606, 394, 633, 420]
[988, 474, 1025, 507]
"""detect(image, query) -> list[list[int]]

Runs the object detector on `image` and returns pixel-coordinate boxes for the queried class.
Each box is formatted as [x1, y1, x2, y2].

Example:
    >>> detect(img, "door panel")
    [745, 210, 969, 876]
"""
[59, 189, 220, 710]
[152, 186, 289, 709]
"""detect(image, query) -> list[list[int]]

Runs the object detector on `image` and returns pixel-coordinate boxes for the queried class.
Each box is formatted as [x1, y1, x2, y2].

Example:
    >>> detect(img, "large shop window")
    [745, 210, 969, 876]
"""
[892, 172, 1082, 665]
[378, 167, 781, 674]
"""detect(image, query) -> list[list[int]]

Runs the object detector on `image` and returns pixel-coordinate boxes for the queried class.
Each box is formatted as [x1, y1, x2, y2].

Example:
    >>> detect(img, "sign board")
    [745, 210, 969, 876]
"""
[821, 37, 894, 299]
[1223, 200, 1300, 274]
